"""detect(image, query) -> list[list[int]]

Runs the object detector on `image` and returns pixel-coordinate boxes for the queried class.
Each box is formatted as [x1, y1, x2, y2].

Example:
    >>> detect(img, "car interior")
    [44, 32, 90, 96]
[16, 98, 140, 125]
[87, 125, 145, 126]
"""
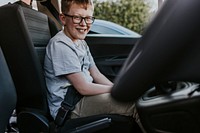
[0, 2, 141, 133]
[1, 0, 200, 133]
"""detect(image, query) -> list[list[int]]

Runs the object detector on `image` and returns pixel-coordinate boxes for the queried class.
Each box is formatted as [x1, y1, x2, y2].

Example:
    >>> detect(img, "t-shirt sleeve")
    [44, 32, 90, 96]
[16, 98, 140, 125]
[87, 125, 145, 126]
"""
[49, 41, 81, 76]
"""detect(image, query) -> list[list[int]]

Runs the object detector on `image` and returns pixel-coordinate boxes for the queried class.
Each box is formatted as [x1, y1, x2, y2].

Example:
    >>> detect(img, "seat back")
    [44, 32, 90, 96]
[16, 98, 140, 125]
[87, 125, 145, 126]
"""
[0, 3, 48, 113]
[0, 47, 17, 133]
[0, 3, 59, 132]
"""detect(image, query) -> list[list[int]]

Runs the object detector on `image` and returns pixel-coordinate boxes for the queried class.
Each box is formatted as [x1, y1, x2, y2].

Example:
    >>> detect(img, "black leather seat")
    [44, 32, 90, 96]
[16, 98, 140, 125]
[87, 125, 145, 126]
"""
[0, 3, 141, 133]
[0, 47, 17, 133]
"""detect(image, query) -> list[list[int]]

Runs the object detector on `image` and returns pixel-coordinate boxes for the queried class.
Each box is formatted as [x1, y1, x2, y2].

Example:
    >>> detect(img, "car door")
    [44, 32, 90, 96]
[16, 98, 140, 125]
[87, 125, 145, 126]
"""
[86, 34, 140, 81]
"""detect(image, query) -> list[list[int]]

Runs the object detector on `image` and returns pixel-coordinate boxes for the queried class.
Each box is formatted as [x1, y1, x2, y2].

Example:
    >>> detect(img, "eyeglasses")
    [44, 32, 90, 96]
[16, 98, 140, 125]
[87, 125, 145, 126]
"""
[63, 13, 95, 24]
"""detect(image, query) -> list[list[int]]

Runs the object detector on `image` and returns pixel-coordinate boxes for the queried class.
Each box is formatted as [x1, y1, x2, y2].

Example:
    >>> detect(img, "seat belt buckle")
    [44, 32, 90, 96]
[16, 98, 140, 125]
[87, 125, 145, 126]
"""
[55, 107, 70, 126]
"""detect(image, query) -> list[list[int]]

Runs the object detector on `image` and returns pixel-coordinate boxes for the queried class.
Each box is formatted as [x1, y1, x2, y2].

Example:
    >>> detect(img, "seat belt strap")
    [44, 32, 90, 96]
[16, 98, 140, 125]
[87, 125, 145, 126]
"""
[55, 86, 83, 126]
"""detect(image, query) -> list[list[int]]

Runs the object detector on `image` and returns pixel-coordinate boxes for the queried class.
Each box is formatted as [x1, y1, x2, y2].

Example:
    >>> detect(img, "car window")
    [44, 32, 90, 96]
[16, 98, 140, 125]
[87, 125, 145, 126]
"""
[0, 0, 16, 6]
[90, 25, 125, 35]
[89, 19, 141, 37]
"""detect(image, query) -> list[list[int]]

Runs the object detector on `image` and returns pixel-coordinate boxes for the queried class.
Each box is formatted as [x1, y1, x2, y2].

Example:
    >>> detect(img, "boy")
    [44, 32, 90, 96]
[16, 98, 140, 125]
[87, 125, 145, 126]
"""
[44, 0, 137, 125]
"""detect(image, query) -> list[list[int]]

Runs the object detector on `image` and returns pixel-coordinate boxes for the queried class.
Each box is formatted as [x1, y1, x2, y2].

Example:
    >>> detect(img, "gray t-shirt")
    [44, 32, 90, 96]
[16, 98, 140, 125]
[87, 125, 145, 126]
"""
[44, 31, 95, 119]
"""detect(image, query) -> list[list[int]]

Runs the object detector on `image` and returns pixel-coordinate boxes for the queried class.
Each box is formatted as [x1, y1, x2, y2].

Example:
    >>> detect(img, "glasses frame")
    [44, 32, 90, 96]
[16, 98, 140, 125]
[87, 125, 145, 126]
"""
[63, 13, 95, 24]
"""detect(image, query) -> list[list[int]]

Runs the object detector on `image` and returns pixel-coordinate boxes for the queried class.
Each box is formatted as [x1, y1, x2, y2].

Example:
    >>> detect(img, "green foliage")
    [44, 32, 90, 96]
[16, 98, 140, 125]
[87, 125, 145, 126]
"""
[93, 0, 151, 34]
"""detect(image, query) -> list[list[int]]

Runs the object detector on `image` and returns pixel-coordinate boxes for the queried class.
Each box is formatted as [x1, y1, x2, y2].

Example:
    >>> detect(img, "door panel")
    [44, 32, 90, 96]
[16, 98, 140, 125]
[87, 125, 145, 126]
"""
[95, 55, 127, 81]
[85, 34, 140, 81]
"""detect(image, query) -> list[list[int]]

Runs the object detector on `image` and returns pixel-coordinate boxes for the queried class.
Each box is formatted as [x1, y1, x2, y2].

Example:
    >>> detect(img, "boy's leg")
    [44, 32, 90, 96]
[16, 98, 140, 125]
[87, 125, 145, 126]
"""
[70, 93, 136, 118]
[70, 93, 146, 132]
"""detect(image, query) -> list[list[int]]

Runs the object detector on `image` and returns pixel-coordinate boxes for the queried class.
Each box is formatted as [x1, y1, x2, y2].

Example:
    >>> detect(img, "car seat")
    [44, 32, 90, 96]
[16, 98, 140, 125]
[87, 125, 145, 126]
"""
[0, 3, 142, 133]
[0, 47, 17, 133]
[111, 0, 200, 133]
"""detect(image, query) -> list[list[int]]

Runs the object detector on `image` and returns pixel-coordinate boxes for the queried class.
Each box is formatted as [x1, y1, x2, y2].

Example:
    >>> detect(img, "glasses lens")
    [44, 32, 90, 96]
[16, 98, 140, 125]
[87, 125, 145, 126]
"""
[73, 16, 82, 24]
[85, 17, 94, 24]
[71, 15, 95, 24]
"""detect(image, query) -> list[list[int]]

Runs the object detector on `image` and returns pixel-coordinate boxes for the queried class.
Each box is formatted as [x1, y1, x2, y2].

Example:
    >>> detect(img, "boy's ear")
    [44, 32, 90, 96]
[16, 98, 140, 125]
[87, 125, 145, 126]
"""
[59, 14, 66, 26]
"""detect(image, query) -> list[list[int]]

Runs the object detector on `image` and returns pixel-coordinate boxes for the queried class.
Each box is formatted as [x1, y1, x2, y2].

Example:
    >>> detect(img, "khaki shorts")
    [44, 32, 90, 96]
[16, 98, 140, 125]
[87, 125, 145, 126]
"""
[70, 93, 146, 133]
[70, 93, 136, 118]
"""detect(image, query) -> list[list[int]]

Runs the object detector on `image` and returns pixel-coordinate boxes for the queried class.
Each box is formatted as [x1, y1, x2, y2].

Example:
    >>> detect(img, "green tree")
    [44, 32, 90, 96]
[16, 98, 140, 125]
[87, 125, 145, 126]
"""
[93, 0, 151, 34]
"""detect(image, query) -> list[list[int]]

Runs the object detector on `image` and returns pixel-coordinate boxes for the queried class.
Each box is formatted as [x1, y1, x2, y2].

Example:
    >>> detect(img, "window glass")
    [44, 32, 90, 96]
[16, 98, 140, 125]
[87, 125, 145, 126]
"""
[0, 0, 16, 6]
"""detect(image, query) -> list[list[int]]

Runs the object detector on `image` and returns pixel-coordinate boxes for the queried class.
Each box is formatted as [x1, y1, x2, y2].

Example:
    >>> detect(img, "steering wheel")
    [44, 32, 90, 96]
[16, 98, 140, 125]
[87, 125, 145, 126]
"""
[111, 0, 200, 102]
